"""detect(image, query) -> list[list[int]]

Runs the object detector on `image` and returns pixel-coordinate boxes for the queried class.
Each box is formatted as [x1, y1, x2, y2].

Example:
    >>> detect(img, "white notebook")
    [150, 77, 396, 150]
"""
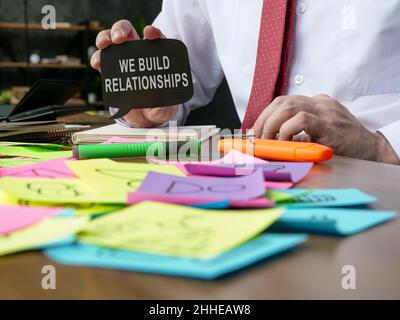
[72, 123, 219, 144]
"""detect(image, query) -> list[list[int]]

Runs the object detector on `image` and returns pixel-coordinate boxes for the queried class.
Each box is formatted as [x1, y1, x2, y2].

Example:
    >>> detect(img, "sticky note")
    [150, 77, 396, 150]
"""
[127, 192, 274, 209]
[66, 158, 184, 195]
[0, 145, 72, 160]
[0, 178, 125, 204]
[46, 234, 307, 280]
[273, 208, 396, 236]
[78, 202, 284, 259]
[184, 162, 313, 183]
[0, 192, 122, 217]
[213, 150, 269, 165]
[0, 205, 66, 235]
[0, 158, 74, 178]
[0, 216, 88, 256]
[0, 158, 42, 168]
[137, 170, 266, 201]
[274, 189, 377, 208]
[104, 137, 158, 144]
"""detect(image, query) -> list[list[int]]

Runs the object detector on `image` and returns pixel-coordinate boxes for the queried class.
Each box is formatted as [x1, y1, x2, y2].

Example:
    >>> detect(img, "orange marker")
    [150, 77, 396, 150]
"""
[218, 138, 333, 163]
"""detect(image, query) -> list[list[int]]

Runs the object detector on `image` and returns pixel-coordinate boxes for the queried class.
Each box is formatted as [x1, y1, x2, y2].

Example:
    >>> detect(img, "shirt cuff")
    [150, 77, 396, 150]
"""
[109, 106, 187, 128]
[378, 120, 400, 159]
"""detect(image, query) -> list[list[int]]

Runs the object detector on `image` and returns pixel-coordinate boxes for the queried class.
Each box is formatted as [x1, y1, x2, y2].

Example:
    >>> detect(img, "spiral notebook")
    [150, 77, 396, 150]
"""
[0, 122, 90, 144]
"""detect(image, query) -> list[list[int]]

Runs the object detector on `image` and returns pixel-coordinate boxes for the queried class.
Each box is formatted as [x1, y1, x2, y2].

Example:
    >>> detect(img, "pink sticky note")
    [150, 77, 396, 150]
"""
[103, 137, 158, 144]
[128, 192, 218, 206]
[214, 150, 269, 165]
[137, 169, 266, 201]
[265, 181, 294, 190]
[0, 205, 65, 235]
[127, 192, 274, 209]
[0, 158, 75, 179]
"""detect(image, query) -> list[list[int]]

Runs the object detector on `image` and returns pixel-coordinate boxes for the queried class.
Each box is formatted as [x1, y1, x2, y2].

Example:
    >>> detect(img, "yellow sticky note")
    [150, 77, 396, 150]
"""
[0, 178, 125, 204]
[66, 159, 184, 195]
[78, 201, 284, 259]
[0, 192, 122, 216]
[0, 216, 88, 256]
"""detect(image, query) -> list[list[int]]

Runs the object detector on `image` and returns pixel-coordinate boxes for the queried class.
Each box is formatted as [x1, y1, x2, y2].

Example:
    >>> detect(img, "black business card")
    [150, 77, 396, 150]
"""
[101, 39, 194, 119]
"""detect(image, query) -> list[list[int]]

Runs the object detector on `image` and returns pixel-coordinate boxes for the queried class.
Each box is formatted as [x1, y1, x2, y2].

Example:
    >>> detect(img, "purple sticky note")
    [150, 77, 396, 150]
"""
[127, 192, 275, 209]
[137, 170, 266, 201]
[184, 162, 313, 183]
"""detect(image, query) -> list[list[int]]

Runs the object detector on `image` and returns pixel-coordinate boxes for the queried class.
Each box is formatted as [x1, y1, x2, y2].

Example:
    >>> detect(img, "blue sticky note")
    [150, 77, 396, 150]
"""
[273, 208, 396, 236]
[45, 233, 307, 280]
[55, 209, 75, 217]
[39, 235, 76, 250]
[277, 189, 377, 208]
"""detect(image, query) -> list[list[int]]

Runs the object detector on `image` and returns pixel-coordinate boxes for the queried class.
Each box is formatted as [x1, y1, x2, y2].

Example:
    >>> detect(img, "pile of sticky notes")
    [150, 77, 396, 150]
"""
[0, 141, 396, 280]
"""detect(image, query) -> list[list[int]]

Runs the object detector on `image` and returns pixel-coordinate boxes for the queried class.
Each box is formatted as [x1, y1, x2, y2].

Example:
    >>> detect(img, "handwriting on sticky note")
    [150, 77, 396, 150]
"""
[78, 202, 283, 259]
[0, 178, 125, 204]
[137, 170, 265, 201]
[0, 216, 88, 256]
[185, 162, 313, 183]
[275, 189, 377, 208]
[66, 159, 185, 195]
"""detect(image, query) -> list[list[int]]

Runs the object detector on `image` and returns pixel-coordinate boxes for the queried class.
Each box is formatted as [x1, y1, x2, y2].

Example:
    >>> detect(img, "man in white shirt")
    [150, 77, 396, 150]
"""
[91, 0, 400, 165]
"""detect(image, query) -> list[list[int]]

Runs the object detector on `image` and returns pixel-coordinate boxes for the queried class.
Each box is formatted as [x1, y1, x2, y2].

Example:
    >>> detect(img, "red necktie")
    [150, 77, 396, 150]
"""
[241, 0, 297, 130]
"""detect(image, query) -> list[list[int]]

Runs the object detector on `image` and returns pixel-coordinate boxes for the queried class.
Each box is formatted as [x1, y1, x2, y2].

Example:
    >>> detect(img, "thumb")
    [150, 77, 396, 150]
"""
[143, 25, 165, 40]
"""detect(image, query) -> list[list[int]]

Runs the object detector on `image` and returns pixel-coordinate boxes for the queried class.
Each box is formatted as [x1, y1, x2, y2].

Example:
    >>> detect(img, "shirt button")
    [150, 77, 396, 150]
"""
[297, 3, 307, 15]
[294, 74, 304, 85]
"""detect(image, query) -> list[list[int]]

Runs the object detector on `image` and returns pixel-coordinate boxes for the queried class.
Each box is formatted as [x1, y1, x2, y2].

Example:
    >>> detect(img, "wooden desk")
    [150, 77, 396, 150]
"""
[0, 156, 399, 299]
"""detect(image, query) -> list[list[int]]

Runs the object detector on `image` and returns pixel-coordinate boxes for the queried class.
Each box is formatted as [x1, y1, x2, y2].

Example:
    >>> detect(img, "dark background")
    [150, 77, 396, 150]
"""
[0, 0, 239, 129]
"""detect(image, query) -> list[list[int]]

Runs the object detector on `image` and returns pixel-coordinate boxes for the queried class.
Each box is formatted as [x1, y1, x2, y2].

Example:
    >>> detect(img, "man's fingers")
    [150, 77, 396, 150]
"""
[253, 96, 286, 137]
[96, 29, 111, 50]
[90, 50, 101, 71]
[278, 112, 324, 141]
[143, 106, 178, 124]
[122, 109, 155, 128]
[253, 95, 312, 138]
[143, 25, 165, 40]
[110, 19, 139, 44]
[260, 99, 320, 139]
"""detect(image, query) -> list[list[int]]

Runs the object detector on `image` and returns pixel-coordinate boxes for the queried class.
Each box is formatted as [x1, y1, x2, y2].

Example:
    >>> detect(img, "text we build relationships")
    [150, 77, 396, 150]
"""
[104, 56, 190, 93]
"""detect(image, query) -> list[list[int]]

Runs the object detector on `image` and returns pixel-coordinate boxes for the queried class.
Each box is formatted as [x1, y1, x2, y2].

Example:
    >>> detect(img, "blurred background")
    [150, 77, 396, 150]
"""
[0, 0, 239, 129]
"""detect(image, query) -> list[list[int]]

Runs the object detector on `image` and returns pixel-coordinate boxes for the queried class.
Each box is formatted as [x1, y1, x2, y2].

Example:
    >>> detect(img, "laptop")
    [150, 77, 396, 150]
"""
[0, 79, 96, 122]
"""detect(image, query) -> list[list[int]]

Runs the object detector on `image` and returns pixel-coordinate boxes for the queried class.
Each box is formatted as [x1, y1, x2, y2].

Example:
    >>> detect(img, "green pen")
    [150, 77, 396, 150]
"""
[72, 141, 202, 160]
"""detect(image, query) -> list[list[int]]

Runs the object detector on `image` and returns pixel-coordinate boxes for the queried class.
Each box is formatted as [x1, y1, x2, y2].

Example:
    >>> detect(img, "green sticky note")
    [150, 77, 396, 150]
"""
[0, 192, 121, 216]
[267, 189, 313, 203]
[78, 201, 284, 259]
[0, 216, 88, 256]
[66, 158, 185, 194]
[0, 178, 126, 204]
[0, 146, 72, 160]
[0, 158, 42, 168]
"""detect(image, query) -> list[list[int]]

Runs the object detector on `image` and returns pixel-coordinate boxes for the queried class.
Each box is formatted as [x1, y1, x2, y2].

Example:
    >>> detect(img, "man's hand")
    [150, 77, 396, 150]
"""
[253, 94, 400, 164]
[91, 20, 178, 127]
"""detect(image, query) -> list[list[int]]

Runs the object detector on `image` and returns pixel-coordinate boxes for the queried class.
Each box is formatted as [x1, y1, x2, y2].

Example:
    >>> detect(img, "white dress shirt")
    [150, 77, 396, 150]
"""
[118, 0, 400, 157]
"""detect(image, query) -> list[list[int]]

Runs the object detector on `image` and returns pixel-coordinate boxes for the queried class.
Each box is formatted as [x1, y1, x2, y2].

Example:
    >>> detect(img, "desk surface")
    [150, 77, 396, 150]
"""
[1, 156, 399, 299]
